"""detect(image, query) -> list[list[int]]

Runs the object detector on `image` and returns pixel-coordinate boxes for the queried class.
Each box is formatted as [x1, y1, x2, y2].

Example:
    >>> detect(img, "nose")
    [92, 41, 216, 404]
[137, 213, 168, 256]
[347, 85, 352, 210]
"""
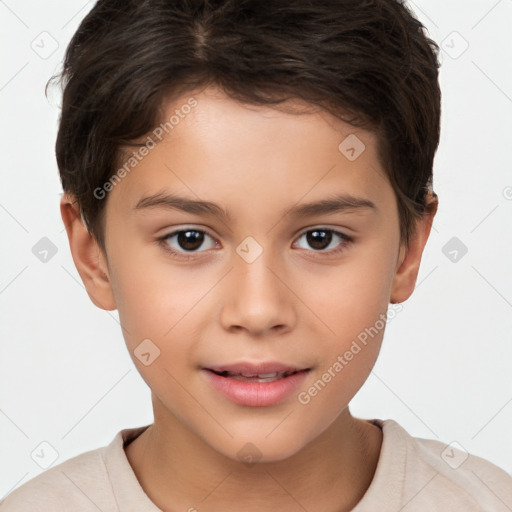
[219, 246, 296, 337]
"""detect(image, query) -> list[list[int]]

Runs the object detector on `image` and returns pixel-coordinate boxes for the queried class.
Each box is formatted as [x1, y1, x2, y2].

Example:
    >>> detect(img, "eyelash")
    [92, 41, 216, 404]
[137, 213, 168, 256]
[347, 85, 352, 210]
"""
[157, 227, 353, 261]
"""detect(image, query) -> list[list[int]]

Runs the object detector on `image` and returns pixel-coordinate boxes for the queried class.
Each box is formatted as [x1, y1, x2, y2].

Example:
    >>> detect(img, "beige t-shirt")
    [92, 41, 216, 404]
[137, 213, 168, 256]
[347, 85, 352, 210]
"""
[1, 419, 511, 511]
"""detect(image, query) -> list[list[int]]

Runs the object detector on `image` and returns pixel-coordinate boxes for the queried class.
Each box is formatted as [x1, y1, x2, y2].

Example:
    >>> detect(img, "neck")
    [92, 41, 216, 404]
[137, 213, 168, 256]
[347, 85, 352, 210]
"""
[125, 402, 382, 512]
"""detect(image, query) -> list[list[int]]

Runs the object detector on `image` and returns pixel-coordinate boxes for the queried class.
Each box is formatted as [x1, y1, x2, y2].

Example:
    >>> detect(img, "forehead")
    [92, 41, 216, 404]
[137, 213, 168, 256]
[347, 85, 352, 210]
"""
[109, 87, 392, 217]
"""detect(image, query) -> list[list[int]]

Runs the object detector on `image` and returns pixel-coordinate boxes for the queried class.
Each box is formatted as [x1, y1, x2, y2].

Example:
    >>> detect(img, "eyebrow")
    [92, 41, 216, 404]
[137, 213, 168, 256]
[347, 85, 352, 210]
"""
[133, 191, 377, 220]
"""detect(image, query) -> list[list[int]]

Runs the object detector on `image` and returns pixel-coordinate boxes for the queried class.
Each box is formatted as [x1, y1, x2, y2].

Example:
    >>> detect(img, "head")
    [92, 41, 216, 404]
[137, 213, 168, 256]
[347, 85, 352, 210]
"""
[55, 0, 440, 462]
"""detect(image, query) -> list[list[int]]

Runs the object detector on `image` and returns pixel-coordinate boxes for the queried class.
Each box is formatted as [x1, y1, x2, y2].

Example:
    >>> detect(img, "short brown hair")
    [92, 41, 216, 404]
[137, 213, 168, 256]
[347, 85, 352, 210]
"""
[49, 0, 441, 252]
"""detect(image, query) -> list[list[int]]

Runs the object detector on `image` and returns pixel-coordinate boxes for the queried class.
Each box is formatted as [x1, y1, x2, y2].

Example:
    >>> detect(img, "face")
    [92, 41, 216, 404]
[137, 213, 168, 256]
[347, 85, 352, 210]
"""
[72, 85, 423, 463]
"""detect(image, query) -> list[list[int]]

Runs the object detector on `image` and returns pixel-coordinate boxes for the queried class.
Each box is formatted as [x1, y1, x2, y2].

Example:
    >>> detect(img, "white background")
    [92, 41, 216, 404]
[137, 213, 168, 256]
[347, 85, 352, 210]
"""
[1, 0, 511, 499]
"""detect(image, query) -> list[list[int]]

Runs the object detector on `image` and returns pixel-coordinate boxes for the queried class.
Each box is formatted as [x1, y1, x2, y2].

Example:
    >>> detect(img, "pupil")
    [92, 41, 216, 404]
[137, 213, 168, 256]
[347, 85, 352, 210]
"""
[307, 230, 331, 250]
[178, 230, 203, 251]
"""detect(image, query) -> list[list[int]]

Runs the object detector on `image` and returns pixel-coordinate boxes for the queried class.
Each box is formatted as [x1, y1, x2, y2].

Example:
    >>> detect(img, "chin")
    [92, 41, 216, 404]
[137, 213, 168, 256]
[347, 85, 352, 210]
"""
[210, 430, 312, 466]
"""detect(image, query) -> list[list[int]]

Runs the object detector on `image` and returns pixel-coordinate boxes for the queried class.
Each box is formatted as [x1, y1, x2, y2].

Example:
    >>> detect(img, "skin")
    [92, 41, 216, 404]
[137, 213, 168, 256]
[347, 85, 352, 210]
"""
[61, 85, 437, 512]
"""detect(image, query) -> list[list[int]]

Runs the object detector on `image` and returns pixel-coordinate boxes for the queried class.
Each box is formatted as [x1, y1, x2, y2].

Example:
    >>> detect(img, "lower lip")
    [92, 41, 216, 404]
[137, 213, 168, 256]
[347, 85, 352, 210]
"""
[203, 369, 309, 407]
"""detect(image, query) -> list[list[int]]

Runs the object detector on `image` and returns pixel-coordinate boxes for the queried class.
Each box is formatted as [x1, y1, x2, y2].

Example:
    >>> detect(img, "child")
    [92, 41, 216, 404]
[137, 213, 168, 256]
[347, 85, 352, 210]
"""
[2, 0, 511, 510]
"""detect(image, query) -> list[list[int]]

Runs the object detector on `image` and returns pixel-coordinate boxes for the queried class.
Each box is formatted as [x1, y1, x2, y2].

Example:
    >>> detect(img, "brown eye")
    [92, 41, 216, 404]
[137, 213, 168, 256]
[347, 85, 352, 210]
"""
[159, 228, 218, 257]
[306, 230, 333, 250]
[294, 228, 352, 254]
[175, 230, 205, 251]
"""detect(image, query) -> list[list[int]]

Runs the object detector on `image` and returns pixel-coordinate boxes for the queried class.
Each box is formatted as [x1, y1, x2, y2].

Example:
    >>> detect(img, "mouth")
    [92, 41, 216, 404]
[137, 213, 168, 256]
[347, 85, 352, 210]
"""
[206, 368, 304, 383]
[204, 361, 310, 381]
[202, 363, 311, 406]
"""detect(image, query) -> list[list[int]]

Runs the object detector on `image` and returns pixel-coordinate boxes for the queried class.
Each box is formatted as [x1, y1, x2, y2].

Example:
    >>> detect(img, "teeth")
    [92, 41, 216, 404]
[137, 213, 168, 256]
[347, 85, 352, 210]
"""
[236, 372, 287, 378]
[211, 369, 300, 380]
[230, 374, 282, 382]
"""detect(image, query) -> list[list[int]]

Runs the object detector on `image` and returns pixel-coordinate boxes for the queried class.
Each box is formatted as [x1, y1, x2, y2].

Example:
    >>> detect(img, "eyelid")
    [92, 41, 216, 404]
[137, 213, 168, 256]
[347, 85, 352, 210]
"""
[293, 226, 353, 253]
[156, 226, 218, 258]
[158, 225, 218, 240]
[295, 225, 352, 238]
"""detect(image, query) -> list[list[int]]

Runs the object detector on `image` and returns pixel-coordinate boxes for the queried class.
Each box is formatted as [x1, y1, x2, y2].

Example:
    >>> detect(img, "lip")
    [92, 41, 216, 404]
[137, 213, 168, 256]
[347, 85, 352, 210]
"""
[202, 362, 310, 407]
[205, 362, 303, 375]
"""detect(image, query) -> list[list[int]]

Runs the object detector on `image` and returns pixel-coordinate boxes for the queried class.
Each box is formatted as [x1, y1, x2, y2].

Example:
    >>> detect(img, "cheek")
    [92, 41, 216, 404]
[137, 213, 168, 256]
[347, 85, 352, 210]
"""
[297, 242, 397, 407]
[303, 248, 397, 339]
[107, 244, 214, 382]
[108, 257, 195, 396]
[106, 243, 180, 351]
[298, 281, 389, 430]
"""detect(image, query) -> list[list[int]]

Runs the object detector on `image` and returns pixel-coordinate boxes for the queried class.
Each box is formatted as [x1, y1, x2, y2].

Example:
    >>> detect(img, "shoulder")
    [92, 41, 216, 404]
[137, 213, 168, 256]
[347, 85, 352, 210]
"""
[380, 419, 512, 511]
[0, 443, 116, 511]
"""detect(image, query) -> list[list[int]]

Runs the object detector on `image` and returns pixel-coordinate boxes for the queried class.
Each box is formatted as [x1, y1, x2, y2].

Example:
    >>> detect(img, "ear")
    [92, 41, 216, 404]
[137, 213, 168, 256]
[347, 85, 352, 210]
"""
[390, 192, 438, 304]
[60, 193, 117, 311]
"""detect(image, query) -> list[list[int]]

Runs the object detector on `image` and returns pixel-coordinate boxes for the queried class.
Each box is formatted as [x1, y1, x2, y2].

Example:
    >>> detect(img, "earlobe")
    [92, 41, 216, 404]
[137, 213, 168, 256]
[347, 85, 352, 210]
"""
[60, 194, 117, 311]
[390, 193, 438, 304]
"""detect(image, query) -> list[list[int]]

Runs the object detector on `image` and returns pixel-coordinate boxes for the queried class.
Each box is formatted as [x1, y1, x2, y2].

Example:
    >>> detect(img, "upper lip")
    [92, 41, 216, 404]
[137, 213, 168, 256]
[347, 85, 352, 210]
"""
[204, 362, 309, 375]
